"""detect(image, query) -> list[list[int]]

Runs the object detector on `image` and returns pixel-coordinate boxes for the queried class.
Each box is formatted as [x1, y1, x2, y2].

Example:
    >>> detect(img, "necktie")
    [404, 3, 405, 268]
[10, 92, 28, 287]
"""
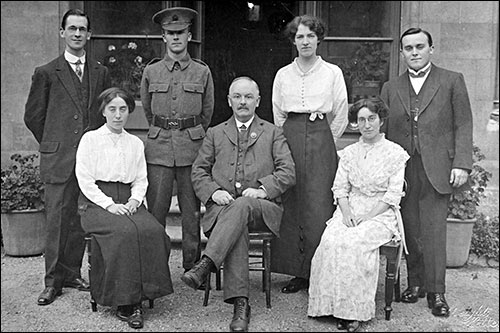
[238, 124, 248, 142]
[409, 67, 429, 78]
[74, 59, 83, 81]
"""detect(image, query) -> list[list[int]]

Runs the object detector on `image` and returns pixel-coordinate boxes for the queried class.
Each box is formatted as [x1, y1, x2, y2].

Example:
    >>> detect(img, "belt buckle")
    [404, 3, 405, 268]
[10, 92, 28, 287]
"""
[167, 119, 180, 129]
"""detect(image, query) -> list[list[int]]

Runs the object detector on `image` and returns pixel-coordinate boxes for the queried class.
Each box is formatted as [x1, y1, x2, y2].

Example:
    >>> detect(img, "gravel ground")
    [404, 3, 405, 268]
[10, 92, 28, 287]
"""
[1, 244, 499, 332]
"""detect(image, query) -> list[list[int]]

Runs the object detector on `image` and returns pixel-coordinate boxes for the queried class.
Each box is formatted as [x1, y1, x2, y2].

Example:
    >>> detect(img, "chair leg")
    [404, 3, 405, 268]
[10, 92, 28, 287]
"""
[263, 239, 272, 308]
[85, 236, 97, 312]
[384, 250, 398, 320]
[149, 299, 154, 309]
[203, 272, 211, 306]
[215, 268, 222, 290]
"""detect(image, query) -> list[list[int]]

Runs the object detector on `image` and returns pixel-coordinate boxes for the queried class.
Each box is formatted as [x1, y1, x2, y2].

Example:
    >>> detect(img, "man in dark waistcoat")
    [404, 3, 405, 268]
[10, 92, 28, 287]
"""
[24, 9, 110, 306]
[184, 77, 295, 332]
[381, 27, 473, 318]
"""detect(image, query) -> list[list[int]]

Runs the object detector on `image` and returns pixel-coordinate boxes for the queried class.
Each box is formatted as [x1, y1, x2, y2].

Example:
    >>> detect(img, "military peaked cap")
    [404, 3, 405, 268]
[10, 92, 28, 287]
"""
[152, 7, 198, 31]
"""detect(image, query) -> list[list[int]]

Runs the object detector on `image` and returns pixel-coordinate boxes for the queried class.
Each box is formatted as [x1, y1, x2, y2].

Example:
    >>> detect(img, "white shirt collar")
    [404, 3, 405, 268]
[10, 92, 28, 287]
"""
[64, 50, 86, 64]
[235, 116, 254, 130]
[408, 62, 431, 77]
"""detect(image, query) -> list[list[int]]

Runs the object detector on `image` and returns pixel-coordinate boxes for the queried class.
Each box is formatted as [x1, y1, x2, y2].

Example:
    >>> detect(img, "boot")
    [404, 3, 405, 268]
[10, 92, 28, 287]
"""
[229, 297, 251, 332]
[181, 255, 215, 290]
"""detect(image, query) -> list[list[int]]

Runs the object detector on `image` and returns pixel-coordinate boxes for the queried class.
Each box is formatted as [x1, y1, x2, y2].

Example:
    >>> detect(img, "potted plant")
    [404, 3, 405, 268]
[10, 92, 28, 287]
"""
[1, 153, 46, 256]
[446, 144, 493, 267]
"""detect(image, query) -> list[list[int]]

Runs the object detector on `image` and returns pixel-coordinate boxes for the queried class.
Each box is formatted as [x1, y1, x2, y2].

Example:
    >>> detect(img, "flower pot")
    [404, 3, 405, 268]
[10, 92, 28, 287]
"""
[1, 209, 46, 256]
[446, 217, 476, 268]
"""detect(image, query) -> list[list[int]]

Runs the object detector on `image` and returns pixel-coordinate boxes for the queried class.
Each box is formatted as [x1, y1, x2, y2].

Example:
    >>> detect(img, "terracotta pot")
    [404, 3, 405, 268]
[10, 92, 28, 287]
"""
[1, 209, 46, 256]
[446, 217, 476, 268]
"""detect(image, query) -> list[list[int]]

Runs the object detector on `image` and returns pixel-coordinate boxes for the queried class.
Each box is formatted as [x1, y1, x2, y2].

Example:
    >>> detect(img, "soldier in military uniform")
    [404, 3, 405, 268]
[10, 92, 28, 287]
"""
[141, 7, 214, 289]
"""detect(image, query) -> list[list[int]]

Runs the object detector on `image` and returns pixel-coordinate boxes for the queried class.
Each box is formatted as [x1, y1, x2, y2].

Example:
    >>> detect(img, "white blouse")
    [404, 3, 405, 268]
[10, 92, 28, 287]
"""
[272, 56, 349, 139]
[75, 125, 148, 209]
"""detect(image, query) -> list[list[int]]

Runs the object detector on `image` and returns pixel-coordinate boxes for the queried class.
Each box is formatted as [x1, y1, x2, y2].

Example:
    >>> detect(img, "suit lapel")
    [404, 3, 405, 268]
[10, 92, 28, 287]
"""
[223, 117, 238, 146]
[247, 116, 264, 148]
[417, 65, 440, 115]
[87, 58, 99, 109]
[55, 55, 83, 114]
[396, 73, 411, 115]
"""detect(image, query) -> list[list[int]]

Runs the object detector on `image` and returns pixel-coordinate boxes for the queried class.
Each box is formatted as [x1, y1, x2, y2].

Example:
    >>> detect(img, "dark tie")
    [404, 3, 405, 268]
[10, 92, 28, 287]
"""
[74, 59, 83, 81]
[238, 124, 248, 142]
[409, 67, 429, 78]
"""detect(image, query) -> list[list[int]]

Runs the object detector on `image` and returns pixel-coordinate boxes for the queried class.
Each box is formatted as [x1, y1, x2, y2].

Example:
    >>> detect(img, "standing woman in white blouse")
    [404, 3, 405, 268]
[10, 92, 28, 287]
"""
[271, 15, 349, 294]
[75, 88, 173, 329]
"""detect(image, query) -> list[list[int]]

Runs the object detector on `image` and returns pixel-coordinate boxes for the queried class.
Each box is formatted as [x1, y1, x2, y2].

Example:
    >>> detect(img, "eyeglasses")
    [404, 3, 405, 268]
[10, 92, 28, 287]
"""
[357, 115, 378, 125]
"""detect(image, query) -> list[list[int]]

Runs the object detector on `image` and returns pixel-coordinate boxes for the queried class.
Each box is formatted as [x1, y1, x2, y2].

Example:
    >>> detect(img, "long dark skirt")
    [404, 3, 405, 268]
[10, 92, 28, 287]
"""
[79, 182, 173, 307]
[271, 113, 338, 279]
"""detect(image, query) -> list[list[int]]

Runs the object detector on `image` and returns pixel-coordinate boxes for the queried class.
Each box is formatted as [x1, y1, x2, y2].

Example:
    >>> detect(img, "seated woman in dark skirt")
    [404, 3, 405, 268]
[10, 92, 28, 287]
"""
[75, 87, 173, 329]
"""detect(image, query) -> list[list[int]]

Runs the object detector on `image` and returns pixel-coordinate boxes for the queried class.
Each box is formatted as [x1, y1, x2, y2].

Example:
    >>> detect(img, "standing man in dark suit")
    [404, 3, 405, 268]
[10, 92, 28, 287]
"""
[141, 7, 214, 288]
[183, 77, 295, 332]
[381, 27, 473, 317]
[24, 9, 110, 306]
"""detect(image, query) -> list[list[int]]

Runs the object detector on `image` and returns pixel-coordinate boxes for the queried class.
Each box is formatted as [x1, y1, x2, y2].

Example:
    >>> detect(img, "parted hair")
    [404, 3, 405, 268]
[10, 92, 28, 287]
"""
[61, 9, 91, 30]
[98, 87, 136, 114]
[348, 97, 389, 124]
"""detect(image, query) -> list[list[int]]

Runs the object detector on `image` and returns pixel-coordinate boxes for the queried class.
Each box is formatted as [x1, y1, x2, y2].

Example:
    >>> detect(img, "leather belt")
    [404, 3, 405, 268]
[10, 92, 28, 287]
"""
[153, 114, 201, 130]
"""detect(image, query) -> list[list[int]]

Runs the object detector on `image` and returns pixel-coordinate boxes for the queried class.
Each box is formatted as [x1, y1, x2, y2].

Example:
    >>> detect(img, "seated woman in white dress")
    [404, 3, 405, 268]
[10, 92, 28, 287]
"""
[307, 97, 409, 332]
[75, 87, 173, 329]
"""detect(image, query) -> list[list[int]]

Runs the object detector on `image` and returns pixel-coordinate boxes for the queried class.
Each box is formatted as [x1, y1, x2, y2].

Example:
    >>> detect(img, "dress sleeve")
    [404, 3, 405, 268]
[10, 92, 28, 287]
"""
[332, 150, 351, 204]
[129, 139, 148, 204]
[328, 68, 349, 140]
[75, 133, 114, 209]
[381, 148, 410, 207]
[272, 71, 287, 127]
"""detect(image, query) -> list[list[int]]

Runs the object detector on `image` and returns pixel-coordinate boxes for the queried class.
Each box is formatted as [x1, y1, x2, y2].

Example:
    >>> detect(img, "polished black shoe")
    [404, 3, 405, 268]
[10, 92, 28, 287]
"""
[184, 269, 209, 291]
[336, 318, 347, 330]
[128, 304, 144, 329]
[427, 293, 450, 317]
[401, 286, 426, 303]
[116, 305, 134, 321]
[37, 287, 62, 305]
[281, 277, 309, 293]
[64, 277, 90, 292]
[181, 255, 215, 290]
[229, 297, 251, 332]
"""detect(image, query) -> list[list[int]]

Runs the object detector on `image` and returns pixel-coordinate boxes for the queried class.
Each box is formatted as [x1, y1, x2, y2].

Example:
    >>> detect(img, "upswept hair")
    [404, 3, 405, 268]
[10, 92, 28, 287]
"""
[285, 15, 326, 44]
[348, 97, 388, 124]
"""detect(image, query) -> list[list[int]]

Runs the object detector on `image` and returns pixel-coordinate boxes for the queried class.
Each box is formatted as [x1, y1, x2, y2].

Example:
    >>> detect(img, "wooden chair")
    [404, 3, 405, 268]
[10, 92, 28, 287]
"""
[203, 231, 275, 308]
[84, 235, 154, 312]
[379, 239, 402, 320]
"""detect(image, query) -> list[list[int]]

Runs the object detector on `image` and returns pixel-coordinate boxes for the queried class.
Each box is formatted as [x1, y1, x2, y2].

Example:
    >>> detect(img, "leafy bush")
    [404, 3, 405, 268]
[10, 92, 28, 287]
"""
[1, 153, 44, 212]
[447, 144, 492, 219]
[470, 213, 499, 260]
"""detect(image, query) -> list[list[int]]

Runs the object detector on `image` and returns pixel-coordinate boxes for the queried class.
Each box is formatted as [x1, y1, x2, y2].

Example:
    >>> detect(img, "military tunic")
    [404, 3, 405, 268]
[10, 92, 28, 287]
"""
[141, 53, 214, 166]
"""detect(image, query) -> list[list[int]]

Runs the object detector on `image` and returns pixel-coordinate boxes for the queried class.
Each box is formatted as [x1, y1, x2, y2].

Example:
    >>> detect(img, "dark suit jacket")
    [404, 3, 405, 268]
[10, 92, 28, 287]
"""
[380, 64, 473, 194]
[25, 55, 110, 184]
[191, 115, 296, 236]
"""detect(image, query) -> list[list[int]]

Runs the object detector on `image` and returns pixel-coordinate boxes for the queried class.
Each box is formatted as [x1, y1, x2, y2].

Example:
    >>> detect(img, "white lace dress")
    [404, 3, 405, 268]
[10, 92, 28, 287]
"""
[308, 135, 409, 321]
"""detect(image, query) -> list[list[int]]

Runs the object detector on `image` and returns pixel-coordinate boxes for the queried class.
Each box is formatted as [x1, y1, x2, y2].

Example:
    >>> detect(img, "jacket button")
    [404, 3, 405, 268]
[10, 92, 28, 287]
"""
[74, 115, 79, 120]
[405, 133, 409, 137]
[74, 129, 79, 134]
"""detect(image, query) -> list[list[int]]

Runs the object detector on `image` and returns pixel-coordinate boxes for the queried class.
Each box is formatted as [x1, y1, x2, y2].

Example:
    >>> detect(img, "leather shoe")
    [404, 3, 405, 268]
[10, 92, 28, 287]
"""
[64, 277, 90, 292]
[427, 292, 450, 317]
[230, 297, 251, 332]
[128, 304, 144, 329]
[347, 320, 361, 332]
[37, 287, 62, 305]
[116, 305, 133, 321]
[401, 286, 426, 303]
[336, 318, 347, 330]
[281, 277, 309, 293]
[184, 269, 209, 291]
[181, 255, 215, 290]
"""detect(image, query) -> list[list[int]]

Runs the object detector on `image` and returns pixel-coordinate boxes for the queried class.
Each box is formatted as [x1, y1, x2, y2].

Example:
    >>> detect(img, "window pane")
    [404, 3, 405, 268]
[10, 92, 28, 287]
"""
[323, 41, 391, 103]
[321, 1, 393, 37]
[94, 38, 163, 99]
[89, 1, 163, 35]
